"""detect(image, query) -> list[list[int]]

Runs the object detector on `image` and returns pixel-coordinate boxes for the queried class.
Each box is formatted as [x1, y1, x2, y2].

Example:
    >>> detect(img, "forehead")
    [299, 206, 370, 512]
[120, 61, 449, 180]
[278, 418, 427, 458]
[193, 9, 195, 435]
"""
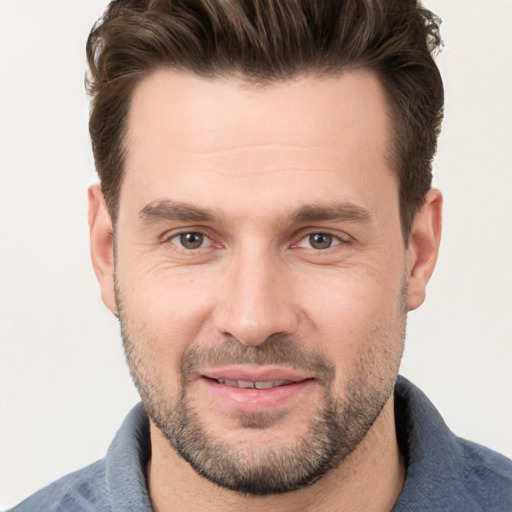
[126, 69, 392, 154]
[121, 69, 396, 217]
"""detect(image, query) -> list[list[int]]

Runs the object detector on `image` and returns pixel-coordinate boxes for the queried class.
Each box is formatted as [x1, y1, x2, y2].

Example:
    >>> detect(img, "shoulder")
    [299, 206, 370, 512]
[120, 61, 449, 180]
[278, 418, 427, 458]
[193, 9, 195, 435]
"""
[456, 437, 512, 507]
[394, 376, 512, 511]
[8, 403, 152, 512]
[8, 459, 109, 512]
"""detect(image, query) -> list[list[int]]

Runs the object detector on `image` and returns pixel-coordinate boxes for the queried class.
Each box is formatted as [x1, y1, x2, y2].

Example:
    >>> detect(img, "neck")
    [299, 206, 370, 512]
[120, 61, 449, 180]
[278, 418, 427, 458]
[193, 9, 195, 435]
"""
[146, 396, 405, 512]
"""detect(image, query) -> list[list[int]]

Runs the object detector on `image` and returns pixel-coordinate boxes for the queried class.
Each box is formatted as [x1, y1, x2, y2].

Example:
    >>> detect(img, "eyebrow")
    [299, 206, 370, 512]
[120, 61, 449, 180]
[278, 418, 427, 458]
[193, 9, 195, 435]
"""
[138, 199, 372, 226]
[138, 199, 217, 224]
[288, 203, 372, 224]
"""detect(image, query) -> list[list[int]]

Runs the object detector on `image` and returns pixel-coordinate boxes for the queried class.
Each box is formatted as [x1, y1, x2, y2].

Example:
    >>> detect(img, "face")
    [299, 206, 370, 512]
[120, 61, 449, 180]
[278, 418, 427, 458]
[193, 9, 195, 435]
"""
[90, 70, 439, 495]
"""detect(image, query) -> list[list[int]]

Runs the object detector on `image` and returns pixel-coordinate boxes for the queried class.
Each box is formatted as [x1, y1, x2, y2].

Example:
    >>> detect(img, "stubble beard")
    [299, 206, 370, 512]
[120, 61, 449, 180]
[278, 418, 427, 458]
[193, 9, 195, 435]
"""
[116, 281, 407, 496]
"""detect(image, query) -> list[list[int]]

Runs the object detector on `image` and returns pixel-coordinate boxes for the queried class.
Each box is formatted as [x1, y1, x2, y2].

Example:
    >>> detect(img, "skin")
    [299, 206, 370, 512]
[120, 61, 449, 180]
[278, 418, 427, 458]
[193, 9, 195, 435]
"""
[89, 69, 442, 511]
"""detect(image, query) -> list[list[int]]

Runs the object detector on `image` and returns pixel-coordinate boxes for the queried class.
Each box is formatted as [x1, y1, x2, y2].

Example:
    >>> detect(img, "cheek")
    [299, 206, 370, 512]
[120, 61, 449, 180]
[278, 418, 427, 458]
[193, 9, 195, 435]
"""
[299, 266, 401, 326]
[295, 265, 405, 365]
[116, 262, 220, 360]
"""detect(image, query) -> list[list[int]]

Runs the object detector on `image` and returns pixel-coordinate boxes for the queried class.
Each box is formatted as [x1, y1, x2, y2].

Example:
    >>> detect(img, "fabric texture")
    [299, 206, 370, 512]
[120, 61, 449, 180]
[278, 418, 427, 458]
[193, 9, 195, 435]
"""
[10, 376, 512, 511]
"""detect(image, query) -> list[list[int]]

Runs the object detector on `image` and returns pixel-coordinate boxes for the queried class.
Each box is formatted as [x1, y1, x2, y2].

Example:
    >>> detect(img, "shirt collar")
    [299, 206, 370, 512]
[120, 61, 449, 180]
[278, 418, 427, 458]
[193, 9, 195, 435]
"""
[393, 375, 477, 511]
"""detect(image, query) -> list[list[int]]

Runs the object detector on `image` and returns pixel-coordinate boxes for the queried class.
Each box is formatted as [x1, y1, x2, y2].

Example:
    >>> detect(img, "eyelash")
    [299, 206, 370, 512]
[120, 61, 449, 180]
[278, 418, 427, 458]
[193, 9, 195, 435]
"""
[295, 232, 346, 250]
[163, 229, 351, 253]
[165, 231, 216, 251]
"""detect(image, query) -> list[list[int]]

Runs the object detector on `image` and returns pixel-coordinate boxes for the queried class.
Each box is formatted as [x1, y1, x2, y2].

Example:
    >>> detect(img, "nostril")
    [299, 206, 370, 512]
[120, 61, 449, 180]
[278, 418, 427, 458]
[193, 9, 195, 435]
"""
[212, 284, 299, 347]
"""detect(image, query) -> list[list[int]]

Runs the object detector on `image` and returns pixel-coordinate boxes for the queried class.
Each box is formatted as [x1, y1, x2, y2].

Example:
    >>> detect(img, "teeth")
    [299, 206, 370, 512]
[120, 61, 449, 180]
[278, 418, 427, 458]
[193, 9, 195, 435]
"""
[217, 379, 291, 389]
[238, 380, 255, 389]
[255, 381, 286, 389]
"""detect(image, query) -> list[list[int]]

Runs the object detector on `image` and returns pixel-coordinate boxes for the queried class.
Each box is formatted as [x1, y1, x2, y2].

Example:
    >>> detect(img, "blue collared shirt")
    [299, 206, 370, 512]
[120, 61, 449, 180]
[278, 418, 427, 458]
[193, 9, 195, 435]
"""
[10, 376, 512, 511]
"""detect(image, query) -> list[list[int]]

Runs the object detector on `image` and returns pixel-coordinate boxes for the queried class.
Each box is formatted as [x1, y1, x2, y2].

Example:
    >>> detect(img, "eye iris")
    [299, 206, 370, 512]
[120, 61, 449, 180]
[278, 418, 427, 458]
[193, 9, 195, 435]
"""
[309, 233, 332, 250]
[180, 232, 204, 249]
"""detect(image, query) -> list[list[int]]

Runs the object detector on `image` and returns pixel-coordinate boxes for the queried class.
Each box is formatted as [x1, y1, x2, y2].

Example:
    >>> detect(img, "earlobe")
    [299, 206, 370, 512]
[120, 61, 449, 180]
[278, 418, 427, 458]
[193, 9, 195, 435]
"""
[406, 188, 443, 311]
[88, 183, 117, 315]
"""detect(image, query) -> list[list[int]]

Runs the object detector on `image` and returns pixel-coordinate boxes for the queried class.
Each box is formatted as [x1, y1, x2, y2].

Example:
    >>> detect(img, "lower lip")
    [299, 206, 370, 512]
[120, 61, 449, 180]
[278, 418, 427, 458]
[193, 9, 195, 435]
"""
[199, 377, 315, 412]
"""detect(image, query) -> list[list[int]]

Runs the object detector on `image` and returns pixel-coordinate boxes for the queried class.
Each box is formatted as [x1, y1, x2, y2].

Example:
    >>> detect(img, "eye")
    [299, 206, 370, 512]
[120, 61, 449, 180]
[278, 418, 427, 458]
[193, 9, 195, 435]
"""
[169, 232, 210, 250]
[297, 233, 341, 250]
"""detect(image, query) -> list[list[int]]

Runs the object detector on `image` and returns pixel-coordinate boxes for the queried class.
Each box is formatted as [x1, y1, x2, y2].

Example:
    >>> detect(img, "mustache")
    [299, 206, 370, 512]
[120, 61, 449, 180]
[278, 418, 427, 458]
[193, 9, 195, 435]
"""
[179, 335, 336, 387]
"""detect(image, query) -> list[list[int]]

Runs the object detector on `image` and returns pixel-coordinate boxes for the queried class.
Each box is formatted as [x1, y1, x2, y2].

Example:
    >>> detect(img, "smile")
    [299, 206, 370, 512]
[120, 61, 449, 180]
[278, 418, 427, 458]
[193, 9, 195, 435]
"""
[200, 373, 315, 412]
[215, 379, 293, 389]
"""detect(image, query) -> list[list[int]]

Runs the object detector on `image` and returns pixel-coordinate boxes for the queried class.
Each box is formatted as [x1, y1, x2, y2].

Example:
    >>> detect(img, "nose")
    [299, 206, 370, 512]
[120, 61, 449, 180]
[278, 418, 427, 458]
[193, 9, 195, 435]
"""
[212, 247, 299, 346]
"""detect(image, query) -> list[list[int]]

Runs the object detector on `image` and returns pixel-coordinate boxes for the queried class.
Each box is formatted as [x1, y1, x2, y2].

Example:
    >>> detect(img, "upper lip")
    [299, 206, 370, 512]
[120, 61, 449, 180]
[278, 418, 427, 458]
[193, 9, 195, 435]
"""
[199, 366, 313, 383]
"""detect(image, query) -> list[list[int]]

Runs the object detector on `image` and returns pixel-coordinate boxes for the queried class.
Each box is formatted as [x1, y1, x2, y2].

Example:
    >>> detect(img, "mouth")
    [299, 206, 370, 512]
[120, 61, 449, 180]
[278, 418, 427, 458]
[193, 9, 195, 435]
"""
[198, 367, 315, 412]
[209, 378, 298, 389]
[200, 366, 312, 386]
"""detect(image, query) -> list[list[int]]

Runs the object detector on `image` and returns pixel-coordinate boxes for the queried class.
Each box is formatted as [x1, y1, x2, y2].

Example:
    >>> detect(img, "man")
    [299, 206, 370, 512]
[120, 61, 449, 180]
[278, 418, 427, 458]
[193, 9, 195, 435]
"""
[10, 0, 512, 510]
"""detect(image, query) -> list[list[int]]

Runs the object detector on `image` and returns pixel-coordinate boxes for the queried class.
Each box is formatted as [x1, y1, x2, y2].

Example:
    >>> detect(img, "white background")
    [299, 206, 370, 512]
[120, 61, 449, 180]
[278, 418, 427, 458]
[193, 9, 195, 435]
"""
[0, 0, 511, 509]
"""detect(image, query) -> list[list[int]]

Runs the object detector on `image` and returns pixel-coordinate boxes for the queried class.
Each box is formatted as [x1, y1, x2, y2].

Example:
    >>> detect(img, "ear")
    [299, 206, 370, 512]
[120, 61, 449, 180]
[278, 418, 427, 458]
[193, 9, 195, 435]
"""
[88, 183, 117, 315]
[406, 188, 443, 311]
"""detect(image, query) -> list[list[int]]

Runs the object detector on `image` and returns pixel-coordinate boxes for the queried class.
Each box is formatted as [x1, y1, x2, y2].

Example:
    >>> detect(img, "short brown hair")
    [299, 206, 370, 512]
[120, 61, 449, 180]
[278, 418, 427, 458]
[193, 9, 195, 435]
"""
[86, 0, 444, 240]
